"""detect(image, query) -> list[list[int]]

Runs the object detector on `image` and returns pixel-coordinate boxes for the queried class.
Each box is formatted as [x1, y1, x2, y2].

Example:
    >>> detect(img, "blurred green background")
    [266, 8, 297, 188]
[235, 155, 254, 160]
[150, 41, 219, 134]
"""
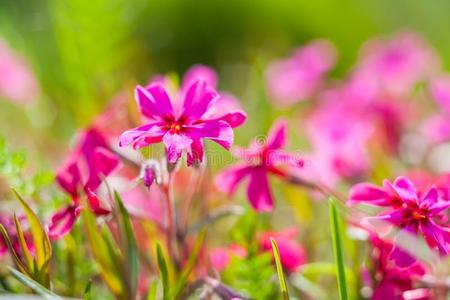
[1, 0, 450, 158]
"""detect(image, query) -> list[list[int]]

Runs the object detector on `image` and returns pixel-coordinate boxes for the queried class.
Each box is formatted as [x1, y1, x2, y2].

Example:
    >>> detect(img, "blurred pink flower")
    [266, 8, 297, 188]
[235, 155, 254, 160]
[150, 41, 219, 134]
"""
[0, 39, 39, 105]
[349, 176, 450, 267]
[209, 244, 247, 271]
[260, 228, 306, 272]
[120, 66, 246, 166]
[368, 234, 429, 300]
[215, 119, 304, 212]
[357, 32, 439, 96]
[422, 76, 450, 144]
[48, 128, 120, 239]
[265, 40, 336, 106]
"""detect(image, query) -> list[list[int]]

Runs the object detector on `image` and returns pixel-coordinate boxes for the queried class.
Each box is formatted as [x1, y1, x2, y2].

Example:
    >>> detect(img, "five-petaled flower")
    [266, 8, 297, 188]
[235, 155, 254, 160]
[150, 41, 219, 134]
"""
[349, 176, 450, 267]
[48, 128, 120, 240]
[215, 119, 304, 212]
[119, 69, 246, 166]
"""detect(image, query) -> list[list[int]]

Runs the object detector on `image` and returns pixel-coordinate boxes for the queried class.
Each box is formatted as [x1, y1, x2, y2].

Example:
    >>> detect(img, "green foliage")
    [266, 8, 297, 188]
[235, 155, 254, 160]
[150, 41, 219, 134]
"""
[329, 198, 349, 300]
[270, 238, 289, 300]
[8, 267, 64, 300]
[156, 243, 170, 300]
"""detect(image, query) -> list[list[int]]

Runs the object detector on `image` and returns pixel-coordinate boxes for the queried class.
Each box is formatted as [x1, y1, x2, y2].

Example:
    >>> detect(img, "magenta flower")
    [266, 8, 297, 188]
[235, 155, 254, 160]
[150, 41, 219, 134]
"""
[48, 128, 120, 239]
[265, 40, 336, 106]
[0, 214, 34, 258]
[209, 244, 247, 272]
[367, 234, 428, 300]
[119, 66, 246, 166]
[357, 31, 439, 96]
[349, 176, 450, 267]
[0, 39, 39, 105]
[215, 119, 303, 212]
[422, 76, 450, 144]
[260, 228, 306, 272]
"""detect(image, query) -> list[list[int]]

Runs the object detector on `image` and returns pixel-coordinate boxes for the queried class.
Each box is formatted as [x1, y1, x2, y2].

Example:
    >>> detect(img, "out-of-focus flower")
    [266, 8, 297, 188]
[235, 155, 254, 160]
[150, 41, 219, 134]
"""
[367, 234, 428, 300]
[305, 98, 373, 187]
[422, 76, 450, 144]
[260, 227, 306, 272]
[119, 66, 246, 166]
[0, 39, 39, 105]
[215, 119, 304, 212]
[48, 128, 120, 239]
[349, 176, 450, 267]
[356, 32, 439, 96]
[209, 244, 247, 271]
[265, 40, 336, 106]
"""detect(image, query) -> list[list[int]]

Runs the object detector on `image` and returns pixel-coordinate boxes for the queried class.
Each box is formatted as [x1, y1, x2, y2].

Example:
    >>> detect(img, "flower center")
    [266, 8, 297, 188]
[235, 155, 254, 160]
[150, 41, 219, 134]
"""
[411, 210, 426, 220]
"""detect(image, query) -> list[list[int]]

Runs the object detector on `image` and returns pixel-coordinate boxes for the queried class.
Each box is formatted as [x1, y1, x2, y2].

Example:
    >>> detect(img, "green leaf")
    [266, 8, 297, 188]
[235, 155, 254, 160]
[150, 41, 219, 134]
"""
[8, 267, 64, 300]
[270, 238, 289, 300]
[156, 243, 170, 300]
[81, 210, 125, 298]
[172, 230, 206, 299]
[114, 190, 138, 298]
[329, 198, 349, 300]
[146, 280, 158, 300]
[13, 213, 33, 269]
[83, 279, 92, 300]
[12, 189, 52, 271]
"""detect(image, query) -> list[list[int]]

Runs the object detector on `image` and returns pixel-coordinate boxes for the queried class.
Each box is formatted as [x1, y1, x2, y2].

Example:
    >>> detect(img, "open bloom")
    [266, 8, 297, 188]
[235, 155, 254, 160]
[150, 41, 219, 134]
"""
[349, 176, 450, 267]
[119, 67, 246, 166]
[265, 40, 336, 106]
[48, 128, 120, 239]
[215, 119, 303, 211]
[260, 227, 306, 272]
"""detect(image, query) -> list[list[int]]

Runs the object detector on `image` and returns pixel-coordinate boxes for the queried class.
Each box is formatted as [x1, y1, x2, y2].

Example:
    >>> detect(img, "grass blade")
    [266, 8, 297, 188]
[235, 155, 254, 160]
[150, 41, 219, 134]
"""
[146, 280, 158, 300]
[329, 198, 349, 300]
[114, 190, 138, 298]
[13, 213, 33, 269]
[270, 238, 289, 300]
[0, 225, 30, 275]
[156, 243, 169, 300]
[8, 267, 63, 300]
[83, 279, 92, 300]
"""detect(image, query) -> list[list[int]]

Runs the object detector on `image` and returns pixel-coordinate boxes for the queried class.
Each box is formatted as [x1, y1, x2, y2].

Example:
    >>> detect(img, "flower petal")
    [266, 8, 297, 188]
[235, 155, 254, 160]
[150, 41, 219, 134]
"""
[162, 132, 193, 163]
[135, 84, 173, 120]
[215, 163, 252, 195]
[187, 119, 234, 150]
[428, 200, 450, 216]
[47, 205, 81, 240]
[85, 148, 120, 191]
[348, 182, 390, 206]
[265, 118, 287, 150]
[182, 80, 218, 121]
[246, 167, 273, 212]
[389, 176, 418, 205]
[420, 220, 450, 256]
[182, 65, 218, 91]
[56, 160, 81, 200]
[119, 122, 165, 148]
[420, 186, 439, 207]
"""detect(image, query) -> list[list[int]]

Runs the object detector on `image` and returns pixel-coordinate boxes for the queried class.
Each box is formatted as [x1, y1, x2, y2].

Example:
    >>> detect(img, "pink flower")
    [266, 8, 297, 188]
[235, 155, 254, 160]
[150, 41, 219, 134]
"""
[119, 66, 246, 166]
[367, 234, 428, 300]
[356, 32, 439, 96]
[0, 39, 39, 105]
[0, 214, 34, 258]
[215, 119, 303, 212]
[260, 228, 306, 272]
[265, 40, 336, 106]
[209, 244, 247, 271]
[48, 128, 120, 239]
[422, 76, 450, 144]
[349, 176, 450, 267]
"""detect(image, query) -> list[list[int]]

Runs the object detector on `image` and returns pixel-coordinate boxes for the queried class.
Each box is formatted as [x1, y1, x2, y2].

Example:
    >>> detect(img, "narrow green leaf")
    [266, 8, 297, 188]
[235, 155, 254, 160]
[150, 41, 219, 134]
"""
[12, 189, 52, 270]
[114, 190, 138, 297]
[81, 210, 124, 297]
[172, 230, 206, 299]
[270, 238, 289, 300]
[156, 243, 169, 300]
[83, 279, 92, 300]
[146, 280, 158, 300]
[8, 267, 63, 300]
[329, 198, 349, 300]
[13, 213, 33, 269]
[0, 224, 30, 275]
